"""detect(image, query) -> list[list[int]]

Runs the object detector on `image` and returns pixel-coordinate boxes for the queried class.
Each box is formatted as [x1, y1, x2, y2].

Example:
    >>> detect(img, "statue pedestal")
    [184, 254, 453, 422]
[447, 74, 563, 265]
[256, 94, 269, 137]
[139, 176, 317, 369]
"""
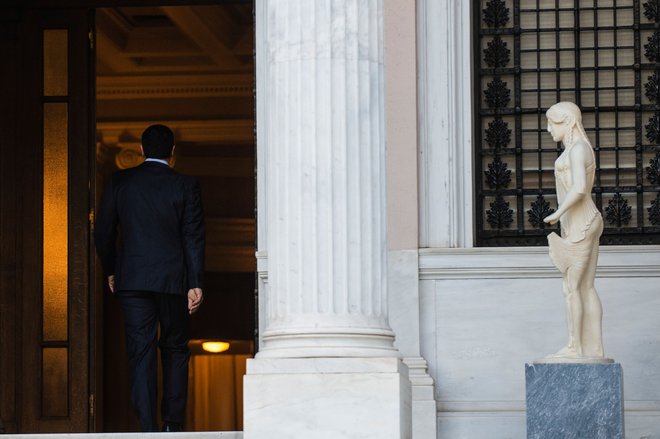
[525, 363, 624, 439]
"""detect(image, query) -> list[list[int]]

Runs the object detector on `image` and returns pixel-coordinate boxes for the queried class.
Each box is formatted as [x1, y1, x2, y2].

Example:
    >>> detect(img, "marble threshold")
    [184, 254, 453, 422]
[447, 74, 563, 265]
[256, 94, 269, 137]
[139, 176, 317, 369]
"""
[3, 433, 242, 439]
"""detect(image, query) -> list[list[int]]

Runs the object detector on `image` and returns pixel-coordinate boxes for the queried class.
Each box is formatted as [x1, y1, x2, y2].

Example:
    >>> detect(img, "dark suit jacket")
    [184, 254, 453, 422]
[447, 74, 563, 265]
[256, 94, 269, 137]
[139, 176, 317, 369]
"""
[94, 161, 205, 295]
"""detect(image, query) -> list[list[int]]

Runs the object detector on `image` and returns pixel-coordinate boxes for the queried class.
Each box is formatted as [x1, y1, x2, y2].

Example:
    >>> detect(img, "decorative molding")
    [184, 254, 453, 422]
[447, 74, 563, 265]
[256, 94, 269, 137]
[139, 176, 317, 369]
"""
[484, 156, 511, 190]
[644, 30, 660, 63]
[483, 36, 510, 68]
[485, 195, 514, 229]
[644, 71, 660, 103]
[650, 193, 660, 225]
[204, 219, 256, 272]
[484, 77, 511, 109]
[645, 0, 660, 22]
[438, 400, 525, 413]
[205, 245, 255, 273]
[647, 152, 660, 184]
[484, 117, 511, 150]
[482, 0, 510, 28]
[115, 148, 144, 169]
[97, 119, 255, 144]
[205, 219, 256, 272]
[403, 356, 435, 389]
[206, 218, 255, 247]
[419, 246, 660, 279]
[255, 250, 269, 275]
[98, 141, 254, 176]
[527, 195, 555, 229]
[605, 192, 633, 227]
[96, 74, 253, 100]
[174, 157, 254, 178]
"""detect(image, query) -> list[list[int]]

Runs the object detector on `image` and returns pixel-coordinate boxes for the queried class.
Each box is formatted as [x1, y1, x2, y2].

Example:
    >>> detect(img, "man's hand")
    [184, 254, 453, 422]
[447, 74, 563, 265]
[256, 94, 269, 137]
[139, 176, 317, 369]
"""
[107, 275, 115, 294]
[188, 288, 203, 314]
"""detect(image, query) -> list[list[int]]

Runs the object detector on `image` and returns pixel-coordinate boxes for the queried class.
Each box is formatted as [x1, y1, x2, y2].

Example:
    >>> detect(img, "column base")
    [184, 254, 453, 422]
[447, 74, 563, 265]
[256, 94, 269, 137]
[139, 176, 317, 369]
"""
[257, 325, 399, 359]
[244, 357, 412, 439]
[525, 363, 624, 439]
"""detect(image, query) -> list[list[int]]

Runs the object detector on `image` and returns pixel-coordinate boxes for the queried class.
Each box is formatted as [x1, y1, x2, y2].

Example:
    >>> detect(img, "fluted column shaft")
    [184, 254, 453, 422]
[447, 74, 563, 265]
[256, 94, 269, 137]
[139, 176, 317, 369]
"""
[259, 0, 396, 358]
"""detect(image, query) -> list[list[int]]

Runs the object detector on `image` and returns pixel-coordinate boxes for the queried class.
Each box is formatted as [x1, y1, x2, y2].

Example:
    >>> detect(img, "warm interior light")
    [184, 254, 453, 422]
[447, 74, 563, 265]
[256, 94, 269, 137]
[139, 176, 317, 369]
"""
[202, 341, 230, 353]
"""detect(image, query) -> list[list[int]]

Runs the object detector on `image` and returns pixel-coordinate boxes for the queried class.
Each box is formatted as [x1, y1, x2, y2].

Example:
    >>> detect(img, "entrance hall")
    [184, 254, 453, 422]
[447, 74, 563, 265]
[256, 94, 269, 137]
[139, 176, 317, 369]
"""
[0, 1, 256, 433]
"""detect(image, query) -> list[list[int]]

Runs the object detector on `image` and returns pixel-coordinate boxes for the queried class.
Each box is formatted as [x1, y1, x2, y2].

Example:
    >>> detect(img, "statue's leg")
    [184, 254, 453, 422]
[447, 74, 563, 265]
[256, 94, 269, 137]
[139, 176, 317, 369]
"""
[562, 279, 577, 350]
[580, 241, 604, 357]
[552, 272, 583, 357]
[564, 267, 584, 356]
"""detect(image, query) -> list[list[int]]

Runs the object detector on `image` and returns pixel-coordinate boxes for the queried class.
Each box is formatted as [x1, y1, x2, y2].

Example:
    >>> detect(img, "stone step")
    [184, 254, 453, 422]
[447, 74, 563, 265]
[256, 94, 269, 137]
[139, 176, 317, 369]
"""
[4, 433, 242, 439]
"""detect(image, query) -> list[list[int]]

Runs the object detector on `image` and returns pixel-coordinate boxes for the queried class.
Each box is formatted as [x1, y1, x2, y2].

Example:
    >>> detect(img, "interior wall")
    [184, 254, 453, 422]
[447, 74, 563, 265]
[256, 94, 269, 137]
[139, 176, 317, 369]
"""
[95, 5, 255, 432]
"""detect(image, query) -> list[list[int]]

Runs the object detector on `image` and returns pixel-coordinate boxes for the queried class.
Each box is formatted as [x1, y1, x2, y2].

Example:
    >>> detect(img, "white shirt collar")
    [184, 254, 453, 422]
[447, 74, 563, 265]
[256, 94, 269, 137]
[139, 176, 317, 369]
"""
[144, 158, 170, 166]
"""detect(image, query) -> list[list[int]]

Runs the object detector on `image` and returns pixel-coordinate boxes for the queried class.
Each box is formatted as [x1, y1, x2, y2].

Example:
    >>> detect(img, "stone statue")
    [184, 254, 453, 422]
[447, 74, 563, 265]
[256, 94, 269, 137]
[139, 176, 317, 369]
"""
[539, 102, 612, 364]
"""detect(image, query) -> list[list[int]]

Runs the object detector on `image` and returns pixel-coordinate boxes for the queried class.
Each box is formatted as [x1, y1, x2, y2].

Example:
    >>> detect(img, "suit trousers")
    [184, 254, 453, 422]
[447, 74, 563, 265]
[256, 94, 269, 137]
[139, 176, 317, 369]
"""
[118, 291, 191, 432]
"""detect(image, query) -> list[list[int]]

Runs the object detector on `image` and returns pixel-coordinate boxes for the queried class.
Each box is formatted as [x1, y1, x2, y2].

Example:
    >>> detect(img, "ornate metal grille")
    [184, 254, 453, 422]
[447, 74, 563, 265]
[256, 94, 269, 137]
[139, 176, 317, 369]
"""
[476, 0, 660, 246]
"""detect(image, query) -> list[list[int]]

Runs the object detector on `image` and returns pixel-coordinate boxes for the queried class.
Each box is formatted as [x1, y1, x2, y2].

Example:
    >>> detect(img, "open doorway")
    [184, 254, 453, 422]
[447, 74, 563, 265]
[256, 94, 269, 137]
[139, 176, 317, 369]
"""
[94, 5, 255, 432]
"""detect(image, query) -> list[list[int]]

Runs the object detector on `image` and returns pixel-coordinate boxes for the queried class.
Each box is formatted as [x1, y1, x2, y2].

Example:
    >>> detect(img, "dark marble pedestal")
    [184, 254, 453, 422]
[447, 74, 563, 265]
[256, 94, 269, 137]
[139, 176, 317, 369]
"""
[525, 363, 624, 439]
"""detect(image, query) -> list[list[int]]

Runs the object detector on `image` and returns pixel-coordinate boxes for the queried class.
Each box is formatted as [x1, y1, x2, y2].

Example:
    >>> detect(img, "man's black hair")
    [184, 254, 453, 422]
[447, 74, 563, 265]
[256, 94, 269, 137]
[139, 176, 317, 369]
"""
[141, 124, 175, 159]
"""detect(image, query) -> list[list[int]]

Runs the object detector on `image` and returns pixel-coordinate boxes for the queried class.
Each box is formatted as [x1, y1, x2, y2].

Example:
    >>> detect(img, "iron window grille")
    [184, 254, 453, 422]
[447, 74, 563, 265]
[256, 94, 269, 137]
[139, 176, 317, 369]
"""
[475, 0, 660, 246]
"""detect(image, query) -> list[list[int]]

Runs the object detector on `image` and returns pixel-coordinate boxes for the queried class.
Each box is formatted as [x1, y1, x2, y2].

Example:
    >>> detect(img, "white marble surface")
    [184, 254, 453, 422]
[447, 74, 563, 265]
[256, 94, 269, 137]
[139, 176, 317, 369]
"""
[247, 356, 405, 374]
[248, 1, 410, 437]
[387, 249, 437, 438]
[417, 0, 473, 248]
[419, 246, 660, 278]
[255, 0, 396, 359]
[437, 413, 526, 439]
[253, 251, 433, 437]
[244, 358, 411, 439]
[419, 247, 660, 438]
[424, 277, 660, 400]
[389, 250, 422, 356]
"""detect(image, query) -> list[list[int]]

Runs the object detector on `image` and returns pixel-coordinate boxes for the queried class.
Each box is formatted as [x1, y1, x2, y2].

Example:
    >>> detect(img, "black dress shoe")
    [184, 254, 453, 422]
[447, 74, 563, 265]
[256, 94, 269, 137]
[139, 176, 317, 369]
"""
[162, 422, 183, 432]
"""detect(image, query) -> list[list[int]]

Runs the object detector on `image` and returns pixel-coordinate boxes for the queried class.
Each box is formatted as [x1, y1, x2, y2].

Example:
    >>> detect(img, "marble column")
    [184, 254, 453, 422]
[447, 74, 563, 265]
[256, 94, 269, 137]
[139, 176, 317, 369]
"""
[245, 1, 411, 438]
[258, 0, 397, 359]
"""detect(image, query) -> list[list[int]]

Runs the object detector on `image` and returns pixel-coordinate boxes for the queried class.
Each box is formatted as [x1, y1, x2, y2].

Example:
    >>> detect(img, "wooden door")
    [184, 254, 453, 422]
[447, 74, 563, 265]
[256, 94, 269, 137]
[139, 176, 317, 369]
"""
[0, 6, 95, 433]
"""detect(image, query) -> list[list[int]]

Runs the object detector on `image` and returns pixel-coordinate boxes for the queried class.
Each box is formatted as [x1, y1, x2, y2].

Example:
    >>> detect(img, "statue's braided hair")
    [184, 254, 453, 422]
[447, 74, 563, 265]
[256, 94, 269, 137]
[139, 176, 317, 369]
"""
[546, 102, 593, 150]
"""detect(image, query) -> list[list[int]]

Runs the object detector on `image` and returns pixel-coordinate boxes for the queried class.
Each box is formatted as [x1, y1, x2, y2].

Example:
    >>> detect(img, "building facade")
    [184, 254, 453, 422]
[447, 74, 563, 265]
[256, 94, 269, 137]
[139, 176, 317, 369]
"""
[0, 0, 659, 438]
[249, 0, 660, 437]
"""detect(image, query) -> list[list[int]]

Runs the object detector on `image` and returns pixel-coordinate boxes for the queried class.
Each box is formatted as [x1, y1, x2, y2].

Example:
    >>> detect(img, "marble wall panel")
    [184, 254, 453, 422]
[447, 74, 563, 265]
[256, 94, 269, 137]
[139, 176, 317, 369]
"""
[419, 248, 660, 439]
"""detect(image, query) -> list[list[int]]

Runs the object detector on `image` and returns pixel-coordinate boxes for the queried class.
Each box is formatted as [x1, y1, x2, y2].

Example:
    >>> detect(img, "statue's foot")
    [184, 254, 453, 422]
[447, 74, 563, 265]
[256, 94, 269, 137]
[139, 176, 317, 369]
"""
[582, 346, 605, 358]
[535, 345, 614, 364]
[548, 346, 581, 358]
[534, 346, 581, 363]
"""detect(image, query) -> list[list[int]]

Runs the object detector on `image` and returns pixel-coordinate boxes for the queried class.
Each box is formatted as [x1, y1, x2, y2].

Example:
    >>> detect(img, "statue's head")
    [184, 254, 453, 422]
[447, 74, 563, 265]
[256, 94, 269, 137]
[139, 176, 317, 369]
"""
[546, 102, 584, 146]
[546, 102, 582, 125]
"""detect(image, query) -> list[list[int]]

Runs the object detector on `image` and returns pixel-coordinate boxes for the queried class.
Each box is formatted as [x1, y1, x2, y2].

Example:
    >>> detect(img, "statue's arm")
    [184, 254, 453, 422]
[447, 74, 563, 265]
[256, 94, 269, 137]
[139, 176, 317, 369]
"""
[544, 143, 590, 224]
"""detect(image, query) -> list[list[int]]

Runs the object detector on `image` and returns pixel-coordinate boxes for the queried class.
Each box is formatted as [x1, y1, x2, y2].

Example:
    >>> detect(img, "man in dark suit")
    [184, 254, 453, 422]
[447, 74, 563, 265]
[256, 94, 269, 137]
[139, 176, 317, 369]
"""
[94, 124, 205, 432]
